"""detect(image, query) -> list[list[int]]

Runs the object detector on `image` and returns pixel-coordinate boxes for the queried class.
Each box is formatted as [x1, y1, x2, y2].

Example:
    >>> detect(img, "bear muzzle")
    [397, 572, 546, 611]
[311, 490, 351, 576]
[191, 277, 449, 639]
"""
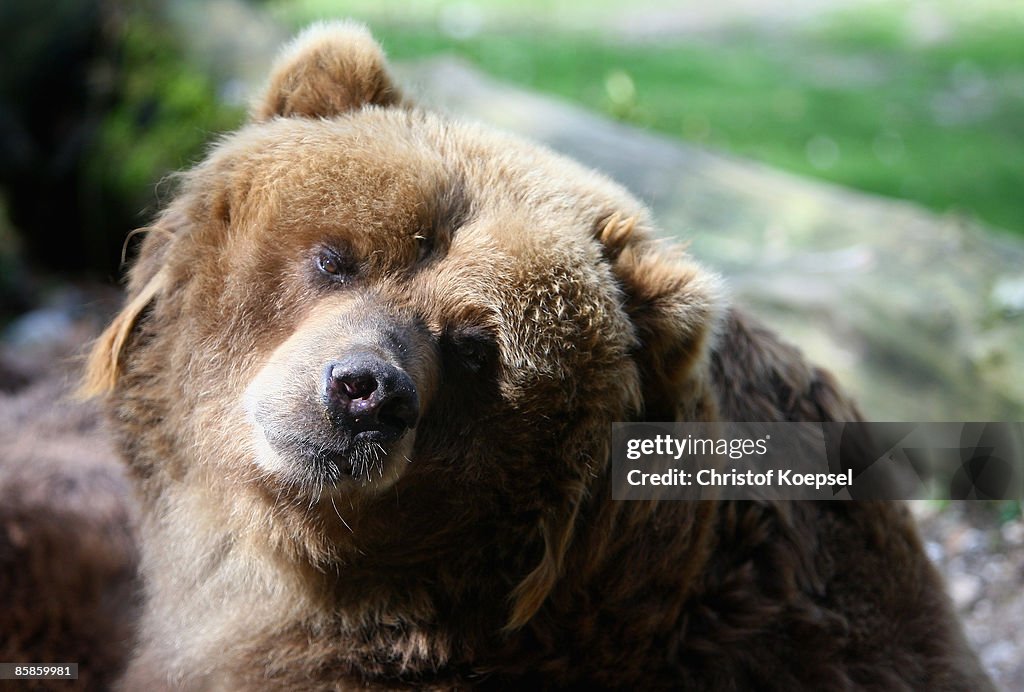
[242, 306, 435, 489]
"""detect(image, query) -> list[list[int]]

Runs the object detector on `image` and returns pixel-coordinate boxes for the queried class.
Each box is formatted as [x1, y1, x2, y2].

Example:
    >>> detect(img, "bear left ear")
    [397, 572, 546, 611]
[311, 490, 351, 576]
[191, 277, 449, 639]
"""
[597, 214, 724, 421]
[252, 21, 402, 122]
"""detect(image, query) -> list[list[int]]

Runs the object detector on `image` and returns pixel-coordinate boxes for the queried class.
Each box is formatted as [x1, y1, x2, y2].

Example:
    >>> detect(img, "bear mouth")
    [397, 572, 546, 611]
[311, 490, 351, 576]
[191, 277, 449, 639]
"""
[263, 430, 405, 483]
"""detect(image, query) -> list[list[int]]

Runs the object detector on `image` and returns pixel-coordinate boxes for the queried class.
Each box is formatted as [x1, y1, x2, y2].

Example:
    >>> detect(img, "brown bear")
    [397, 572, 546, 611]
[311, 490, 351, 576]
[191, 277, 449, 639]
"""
[81, 21, 993, 690]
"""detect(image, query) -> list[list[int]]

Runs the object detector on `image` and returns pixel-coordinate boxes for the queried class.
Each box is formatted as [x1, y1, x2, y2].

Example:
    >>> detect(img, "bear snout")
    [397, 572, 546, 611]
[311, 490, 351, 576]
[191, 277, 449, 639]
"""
[241, 315, 433, 488]
[322, 355, 419, 443]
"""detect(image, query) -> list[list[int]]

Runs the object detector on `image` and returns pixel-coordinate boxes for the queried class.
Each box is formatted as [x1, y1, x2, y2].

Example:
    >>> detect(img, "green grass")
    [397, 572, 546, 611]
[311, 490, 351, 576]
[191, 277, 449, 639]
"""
[270, 1, 1024, 234]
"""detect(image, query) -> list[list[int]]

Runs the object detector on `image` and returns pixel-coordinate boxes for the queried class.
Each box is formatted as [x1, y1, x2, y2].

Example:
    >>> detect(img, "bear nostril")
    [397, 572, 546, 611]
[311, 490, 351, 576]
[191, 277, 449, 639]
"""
[338, 372, 377, 400]
[377, 390, 418, 433]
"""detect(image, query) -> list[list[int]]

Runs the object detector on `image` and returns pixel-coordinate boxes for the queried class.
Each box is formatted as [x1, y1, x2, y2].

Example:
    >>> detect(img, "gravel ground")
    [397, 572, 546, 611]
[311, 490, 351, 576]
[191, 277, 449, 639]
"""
[916, 502, 1024, 691]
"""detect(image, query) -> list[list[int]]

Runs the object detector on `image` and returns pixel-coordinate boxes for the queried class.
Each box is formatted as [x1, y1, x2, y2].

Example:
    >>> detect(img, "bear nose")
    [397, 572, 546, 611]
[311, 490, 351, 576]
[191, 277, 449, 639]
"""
[322, 355, 419, 442]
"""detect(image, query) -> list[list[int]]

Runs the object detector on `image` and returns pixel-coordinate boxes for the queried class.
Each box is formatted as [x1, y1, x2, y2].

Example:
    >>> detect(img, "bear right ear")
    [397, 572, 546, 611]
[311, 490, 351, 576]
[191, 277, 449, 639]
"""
[252, 21, 402, 122]
[597, 213, 724, 421]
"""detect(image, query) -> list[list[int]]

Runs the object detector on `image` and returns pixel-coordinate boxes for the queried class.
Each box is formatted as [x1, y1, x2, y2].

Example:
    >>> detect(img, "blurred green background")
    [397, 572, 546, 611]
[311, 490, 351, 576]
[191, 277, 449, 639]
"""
[272, 0, 1024, 235]
[0, 0, 1022, 315]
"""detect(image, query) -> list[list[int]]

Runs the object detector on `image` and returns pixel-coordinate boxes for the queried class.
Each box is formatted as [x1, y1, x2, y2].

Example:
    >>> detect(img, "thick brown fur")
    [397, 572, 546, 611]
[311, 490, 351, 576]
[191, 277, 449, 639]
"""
[79, 21, 992, 690]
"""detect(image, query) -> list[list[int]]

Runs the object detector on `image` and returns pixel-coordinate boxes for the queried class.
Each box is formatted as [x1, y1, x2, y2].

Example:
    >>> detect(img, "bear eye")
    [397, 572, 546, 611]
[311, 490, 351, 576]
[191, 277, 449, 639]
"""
[444, 325, 496, 374]
[315, 248, 352, 282]
[414, 233, 434, 264]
